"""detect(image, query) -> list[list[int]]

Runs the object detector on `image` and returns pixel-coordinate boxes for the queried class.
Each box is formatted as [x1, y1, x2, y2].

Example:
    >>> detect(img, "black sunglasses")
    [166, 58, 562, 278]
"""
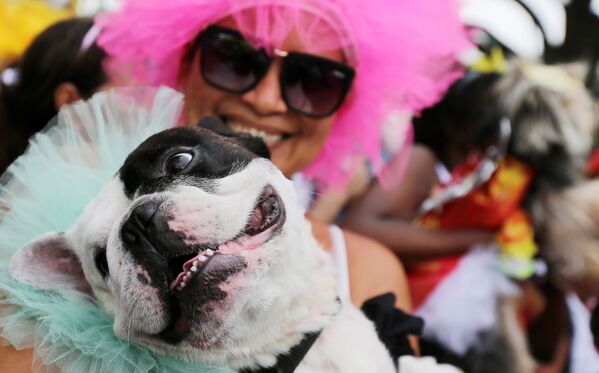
[198, 25, 355, 118]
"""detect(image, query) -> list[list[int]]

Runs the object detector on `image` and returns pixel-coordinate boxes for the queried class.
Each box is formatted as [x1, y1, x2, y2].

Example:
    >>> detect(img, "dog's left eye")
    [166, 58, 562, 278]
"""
[166, 152, 193, 174]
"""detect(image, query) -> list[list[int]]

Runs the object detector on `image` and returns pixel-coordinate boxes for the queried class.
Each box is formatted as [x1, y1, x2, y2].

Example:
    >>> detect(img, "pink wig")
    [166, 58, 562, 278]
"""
[97, 0, 471, 189]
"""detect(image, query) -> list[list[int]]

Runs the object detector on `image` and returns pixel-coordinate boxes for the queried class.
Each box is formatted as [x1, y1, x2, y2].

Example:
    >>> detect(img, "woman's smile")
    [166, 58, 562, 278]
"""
[220, 115, 289, 147]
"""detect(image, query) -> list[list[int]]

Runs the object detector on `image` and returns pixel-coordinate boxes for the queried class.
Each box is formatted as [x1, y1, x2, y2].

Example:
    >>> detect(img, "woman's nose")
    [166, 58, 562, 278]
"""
[241, 60, 287, 115]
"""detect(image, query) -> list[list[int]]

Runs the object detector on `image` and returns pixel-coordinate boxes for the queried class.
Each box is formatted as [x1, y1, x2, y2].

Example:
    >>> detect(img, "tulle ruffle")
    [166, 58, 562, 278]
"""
[96, 0, 471, 189]
[0, 278, 231, 373]
[0, 87, 231, 372]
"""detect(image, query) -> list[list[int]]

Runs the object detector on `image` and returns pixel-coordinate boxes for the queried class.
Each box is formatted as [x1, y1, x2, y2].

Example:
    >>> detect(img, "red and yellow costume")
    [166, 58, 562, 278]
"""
[587, 148, 599, 177]
[408, 154, 536, 309]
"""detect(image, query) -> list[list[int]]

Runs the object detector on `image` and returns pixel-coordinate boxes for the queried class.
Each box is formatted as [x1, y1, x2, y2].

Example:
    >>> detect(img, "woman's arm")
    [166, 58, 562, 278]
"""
[344, 228, 421, 355]
[343, 145, 494, 262]
[308, 216, 411, 310]
[345, 229, 412, 311]
[309, 216, 418, 353]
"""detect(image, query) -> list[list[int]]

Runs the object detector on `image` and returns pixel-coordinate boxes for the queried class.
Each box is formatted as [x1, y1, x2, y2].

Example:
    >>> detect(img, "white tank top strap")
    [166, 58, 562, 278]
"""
[435, 162, 452, 184]
[328, 224, 351, 303]
[291, 173, 314, 212]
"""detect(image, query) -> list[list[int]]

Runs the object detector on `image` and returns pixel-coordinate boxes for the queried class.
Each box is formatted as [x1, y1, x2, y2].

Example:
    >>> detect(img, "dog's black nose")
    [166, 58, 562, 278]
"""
[133, 200, 162, 226]
[122, 200, 162, 246]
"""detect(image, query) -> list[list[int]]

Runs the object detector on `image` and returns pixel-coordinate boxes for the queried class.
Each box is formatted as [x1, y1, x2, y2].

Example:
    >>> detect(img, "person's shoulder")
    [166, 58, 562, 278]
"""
[343, 229, 411, 310]
[384, 144, 437, 185]
[409, 144, 438, 170]
[344, 229, 404, 277]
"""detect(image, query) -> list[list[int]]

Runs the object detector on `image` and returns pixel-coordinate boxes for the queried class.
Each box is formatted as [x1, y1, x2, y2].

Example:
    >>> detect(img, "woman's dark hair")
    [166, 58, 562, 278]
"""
[0, 18, 107, 173]
[412, 71, 501, 167]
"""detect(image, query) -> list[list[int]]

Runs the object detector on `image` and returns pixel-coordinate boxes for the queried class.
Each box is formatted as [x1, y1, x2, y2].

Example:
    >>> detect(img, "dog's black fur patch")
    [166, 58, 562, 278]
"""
[120, 124, 266, 199]
[181, 253, 247, 317]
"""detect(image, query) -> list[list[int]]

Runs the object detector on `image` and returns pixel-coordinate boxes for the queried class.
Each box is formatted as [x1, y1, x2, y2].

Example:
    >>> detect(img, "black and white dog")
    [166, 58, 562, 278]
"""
[10, 123, 397, 372]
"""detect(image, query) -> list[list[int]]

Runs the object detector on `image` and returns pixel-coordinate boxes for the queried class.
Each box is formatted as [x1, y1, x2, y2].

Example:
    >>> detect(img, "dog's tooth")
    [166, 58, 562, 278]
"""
[205, 249, 214, 256]
[198, 255, 207, 262]
[191, 266, 198, 272]
[193, 260, 199, 267]
[180, 281, 186, 288]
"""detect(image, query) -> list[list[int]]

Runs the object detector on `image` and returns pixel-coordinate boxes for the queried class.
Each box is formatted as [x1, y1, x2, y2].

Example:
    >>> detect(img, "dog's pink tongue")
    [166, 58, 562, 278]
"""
[218, 230, 273, 254]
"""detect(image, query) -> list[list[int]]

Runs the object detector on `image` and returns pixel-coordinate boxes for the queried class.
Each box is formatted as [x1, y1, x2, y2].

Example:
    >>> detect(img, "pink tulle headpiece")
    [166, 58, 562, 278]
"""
[97, 0, 470, 189]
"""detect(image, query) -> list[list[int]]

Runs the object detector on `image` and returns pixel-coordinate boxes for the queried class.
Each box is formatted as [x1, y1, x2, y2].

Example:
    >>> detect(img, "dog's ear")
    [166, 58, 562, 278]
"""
[197, 116, 271, 159]
[10, 232, 93, 296]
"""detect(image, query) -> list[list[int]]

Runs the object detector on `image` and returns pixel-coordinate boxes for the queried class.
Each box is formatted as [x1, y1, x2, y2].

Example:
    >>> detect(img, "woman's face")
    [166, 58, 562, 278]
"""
[181, 16, 346, 177]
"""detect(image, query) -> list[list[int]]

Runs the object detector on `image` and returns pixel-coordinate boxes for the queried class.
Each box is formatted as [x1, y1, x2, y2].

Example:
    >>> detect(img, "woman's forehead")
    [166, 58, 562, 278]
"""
[215, 11, 347, 63]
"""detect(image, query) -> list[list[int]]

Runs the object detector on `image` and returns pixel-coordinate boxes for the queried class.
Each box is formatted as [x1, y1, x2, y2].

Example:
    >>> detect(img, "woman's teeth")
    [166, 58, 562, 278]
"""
[228, 122, 283, 146]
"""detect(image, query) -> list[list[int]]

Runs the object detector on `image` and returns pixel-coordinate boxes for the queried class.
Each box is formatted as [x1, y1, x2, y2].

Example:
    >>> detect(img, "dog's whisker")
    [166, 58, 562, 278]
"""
[123, 299, 136, 346]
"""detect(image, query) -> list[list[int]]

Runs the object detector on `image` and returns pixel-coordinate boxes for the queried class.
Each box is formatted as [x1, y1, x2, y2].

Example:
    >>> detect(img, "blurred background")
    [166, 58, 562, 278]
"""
[1, 0, 598, 79]
[0, 0, 597, 109]
[0, 1, 597, 59]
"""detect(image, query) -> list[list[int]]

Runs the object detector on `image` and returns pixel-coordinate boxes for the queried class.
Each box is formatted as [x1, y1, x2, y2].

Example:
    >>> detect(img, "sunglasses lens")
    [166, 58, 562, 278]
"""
[201, 29, 269, 93]
[283, 55, 353, 117]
